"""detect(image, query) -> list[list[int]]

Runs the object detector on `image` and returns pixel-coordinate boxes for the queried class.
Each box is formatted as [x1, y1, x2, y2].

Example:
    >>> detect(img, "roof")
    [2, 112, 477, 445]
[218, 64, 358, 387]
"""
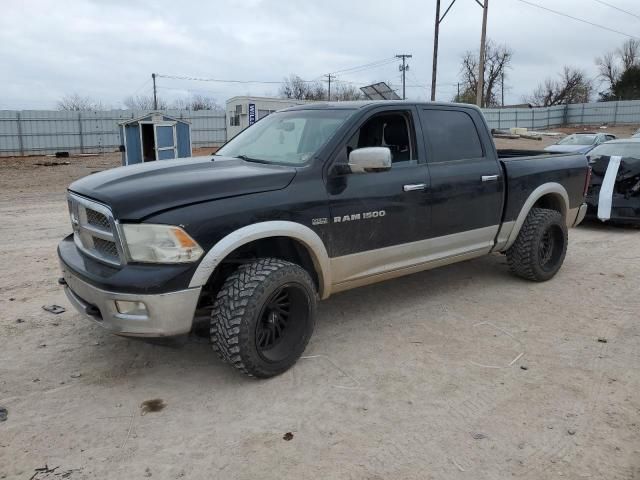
[601, 137, 640, 144]
[118, 112, 191, 125]
[225, 96, 312, 105]
[281, 100, 483, 112]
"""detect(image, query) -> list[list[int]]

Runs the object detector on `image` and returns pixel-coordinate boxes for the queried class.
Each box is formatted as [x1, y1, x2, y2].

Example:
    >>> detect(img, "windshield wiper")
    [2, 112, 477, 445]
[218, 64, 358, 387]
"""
[235, 154, 271, 164]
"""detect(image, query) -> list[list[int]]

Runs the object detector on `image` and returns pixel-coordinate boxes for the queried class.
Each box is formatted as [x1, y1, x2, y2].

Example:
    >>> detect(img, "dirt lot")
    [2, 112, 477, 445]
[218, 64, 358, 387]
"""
[1, 132, 639, 480]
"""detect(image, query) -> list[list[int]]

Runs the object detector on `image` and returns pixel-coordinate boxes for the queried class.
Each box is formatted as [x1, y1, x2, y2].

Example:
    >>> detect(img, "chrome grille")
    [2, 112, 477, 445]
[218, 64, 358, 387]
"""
[93, 237, 119, 262]
[68, 193, 123, 266]
[86, 209, 111, 230]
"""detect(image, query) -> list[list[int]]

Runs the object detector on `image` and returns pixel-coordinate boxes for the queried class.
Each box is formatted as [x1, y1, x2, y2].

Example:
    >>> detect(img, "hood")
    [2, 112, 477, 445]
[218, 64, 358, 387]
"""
[69, 156, 297, 220]
[544, 144, 593, 154]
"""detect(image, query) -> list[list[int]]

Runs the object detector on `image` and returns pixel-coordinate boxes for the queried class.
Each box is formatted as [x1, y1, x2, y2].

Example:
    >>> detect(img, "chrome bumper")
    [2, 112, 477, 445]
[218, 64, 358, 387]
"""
[60, 265, 201, 337]
[573, 203, 588, 227]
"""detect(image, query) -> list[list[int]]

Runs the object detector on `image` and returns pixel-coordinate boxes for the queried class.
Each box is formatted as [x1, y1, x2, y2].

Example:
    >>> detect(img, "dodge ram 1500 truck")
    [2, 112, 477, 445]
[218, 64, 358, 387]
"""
[58, 101, 589, 378]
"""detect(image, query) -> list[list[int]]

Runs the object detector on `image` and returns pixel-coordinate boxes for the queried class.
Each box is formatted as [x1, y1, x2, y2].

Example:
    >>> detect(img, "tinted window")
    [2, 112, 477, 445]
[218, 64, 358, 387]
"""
[346, 112, 416, 164]
[421, 110, 483, 162]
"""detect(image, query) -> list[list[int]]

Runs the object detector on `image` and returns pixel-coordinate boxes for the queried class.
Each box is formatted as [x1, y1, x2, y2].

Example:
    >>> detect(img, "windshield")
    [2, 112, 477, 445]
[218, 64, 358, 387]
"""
[558, 134, 597, 146]
[588, 143, 640, 159]
[217, 109, 354, 165]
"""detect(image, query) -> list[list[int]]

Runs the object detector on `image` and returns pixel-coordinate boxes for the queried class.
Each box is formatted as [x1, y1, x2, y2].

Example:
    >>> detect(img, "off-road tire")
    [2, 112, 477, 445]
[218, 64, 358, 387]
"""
[210, 258, 317, 378]
[507, 207, 568, 282]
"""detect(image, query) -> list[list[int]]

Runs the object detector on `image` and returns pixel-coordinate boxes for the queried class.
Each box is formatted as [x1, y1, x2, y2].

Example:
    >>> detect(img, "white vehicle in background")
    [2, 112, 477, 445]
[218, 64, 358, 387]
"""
[545, 132, 617, 154]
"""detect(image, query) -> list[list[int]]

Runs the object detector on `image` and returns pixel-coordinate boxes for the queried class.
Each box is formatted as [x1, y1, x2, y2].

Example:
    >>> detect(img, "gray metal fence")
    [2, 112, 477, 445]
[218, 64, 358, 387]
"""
[0, 109, 226, 157]
[2, 100, 640, 157]
[482, 100, 640, 131]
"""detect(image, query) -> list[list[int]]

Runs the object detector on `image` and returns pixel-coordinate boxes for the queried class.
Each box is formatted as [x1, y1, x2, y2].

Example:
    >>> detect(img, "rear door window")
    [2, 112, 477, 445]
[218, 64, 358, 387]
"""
[420, 109, 483, 162]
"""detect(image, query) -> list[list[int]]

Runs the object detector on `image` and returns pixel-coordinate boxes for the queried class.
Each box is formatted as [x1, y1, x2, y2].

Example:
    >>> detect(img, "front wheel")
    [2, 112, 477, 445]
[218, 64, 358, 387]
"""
[210, 258, 317, 378]
[506, 207, 568, 282]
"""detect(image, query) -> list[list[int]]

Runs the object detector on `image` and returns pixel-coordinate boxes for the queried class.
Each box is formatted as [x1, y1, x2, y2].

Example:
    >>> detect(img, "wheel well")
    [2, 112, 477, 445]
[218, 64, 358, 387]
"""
[201, 236, 320, 299]
[532, 193, 566, 218]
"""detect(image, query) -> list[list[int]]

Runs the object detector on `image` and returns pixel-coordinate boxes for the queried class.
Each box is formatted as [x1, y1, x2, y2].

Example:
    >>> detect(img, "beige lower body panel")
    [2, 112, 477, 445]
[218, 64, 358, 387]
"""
[329, 225, 498, 294]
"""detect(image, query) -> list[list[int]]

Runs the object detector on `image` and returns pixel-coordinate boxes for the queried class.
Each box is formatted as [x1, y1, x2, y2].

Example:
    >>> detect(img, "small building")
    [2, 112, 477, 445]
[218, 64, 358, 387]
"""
[118, 112, 192, 165]
[225, 96, 312, 139]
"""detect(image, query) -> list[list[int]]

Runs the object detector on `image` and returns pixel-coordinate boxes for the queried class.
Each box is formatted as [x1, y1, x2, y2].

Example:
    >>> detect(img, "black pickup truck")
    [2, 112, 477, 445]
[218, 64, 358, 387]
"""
[58, 101, 589, 377]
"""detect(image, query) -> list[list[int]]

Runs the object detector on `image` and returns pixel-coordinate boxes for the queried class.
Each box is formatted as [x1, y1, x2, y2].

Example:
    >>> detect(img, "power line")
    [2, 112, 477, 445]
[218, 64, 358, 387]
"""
[156, 86, 220, 95]
[330, 57, 397, 75]
[156, 74, 285, 85]
[592, 0, 640, 21]
[515, 0, 640, 39]
[156, 56, 410, 96]
[129, 78, 152, 97]
[157, 62, 397, 87]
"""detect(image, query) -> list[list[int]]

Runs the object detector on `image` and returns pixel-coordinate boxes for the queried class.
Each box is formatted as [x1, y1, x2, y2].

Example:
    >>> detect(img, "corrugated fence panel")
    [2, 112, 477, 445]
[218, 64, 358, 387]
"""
[0, 109, 227, 156]
[483, 104, 568, 130]
[615, 100, 640, 124]
[189, 110, 227, 147]
[0, 111, 21, 155]
[2, 101, 640, 157]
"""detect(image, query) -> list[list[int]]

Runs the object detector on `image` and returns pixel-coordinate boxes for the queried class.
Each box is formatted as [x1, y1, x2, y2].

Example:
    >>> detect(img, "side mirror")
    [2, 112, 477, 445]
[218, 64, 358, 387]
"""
[348, 147, 392, 173]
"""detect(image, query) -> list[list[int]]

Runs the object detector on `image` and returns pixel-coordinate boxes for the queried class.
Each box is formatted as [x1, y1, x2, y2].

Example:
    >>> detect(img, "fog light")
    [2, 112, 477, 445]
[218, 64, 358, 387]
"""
[115, 300, 148, 316]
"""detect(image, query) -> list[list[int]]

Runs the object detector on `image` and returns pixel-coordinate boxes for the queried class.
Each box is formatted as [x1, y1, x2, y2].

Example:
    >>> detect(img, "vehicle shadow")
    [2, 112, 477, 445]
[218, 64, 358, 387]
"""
[578, 218, 640, 231]
[70, 252, 512, 385]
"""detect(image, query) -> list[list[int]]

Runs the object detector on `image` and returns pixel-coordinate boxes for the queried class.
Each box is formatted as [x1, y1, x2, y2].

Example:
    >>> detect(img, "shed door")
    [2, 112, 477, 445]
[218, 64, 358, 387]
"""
[154, 124, 177, 160]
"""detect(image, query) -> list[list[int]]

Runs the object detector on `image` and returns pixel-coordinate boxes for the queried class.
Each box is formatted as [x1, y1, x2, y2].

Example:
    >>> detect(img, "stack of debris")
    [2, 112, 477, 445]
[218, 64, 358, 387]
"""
[491, 127, 562, 141]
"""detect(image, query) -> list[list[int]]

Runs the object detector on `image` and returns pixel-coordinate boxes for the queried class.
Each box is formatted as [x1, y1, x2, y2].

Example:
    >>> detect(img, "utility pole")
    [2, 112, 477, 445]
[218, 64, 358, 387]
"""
[324, 74, 336, 101]
[431, 0, 457, 101]
[396, 54, 412, 100]
[152, 73, 158, 110]
[501, 70, 504, 107]
[476, 0, 489, 108]
[431, 0, 441, 101]
[457, 82, 460, 100]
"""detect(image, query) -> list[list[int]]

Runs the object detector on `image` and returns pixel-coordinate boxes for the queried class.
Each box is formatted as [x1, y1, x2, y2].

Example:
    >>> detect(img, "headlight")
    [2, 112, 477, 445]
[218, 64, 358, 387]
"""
[120, 224, 204, 263]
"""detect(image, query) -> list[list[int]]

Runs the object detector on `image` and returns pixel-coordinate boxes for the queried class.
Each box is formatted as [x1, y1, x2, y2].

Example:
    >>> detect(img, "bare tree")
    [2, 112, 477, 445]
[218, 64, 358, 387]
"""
[173, 94, 221, 111]
[596, 39, 640, 98]
[596, 51, 620, 89]
[332, 83, 363, 101]
[526, 66, 593, 106]
[190, 94, 221, 110]
[123, 94, 167, 110]
[57, 93, 104, 111]
[279, 74, 325, 100]
[618, 39, 640, 71]
[457, 39, 512, 107]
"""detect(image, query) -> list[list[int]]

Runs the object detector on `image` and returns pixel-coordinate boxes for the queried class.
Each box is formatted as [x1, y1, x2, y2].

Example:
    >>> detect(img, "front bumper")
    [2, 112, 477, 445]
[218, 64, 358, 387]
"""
[60, 261, 201, 337]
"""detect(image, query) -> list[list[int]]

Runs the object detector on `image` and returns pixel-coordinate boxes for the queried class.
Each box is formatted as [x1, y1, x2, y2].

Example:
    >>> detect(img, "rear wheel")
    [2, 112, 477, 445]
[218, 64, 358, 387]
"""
[507, 207, 568, 282]
[210, 258, 316, 378]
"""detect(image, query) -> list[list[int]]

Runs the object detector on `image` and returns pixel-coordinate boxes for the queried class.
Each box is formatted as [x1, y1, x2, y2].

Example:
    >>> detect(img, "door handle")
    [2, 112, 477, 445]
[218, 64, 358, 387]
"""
[403, 183, 427, 192]
[481, 175, 499, 182]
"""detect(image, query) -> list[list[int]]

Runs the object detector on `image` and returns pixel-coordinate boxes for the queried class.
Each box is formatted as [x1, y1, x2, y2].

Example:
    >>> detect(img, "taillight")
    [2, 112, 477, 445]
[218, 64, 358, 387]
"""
[583, 166, 592, 197]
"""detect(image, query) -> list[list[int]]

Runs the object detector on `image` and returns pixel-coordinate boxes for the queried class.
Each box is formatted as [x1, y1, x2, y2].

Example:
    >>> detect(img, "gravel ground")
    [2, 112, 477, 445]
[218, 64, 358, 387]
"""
[1, 133, 639, 480]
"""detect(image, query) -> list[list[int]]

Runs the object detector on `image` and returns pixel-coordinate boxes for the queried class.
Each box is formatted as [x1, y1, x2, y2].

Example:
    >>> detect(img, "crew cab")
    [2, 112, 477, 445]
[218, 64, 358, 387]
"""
[58, 101, 589, 378]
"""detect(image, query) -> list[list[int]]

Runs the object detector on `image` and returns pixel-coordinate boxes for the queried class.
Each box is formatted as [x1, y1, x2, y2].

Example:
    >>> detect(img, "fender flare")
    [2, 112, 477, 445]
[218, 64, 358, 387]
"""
[502, 182, 569, 251]
[188, 221, 332, 299]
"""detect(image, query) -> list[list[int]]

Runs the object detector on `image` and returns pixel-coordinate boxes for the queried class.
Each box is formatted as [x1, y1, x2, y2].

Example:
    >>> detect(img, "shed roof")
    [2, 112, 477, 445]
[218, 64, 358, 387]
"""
[118, 112, 191, 125]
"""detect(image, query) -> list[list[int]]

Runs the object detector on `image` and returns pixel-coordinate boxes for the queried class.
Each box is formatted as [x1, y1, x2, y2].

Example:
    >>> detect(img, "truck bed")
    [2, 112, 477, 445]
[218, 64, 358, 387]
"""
[497, 149, 548, 159]
[498, 151, 589, 225]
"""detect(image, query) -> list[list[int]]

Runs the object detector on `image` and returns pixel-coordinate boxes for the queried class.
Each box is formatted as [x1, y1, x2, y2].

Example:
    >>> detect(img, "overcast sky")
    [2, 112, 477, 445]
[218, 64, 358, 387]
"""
[1, 0, 639, 110]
